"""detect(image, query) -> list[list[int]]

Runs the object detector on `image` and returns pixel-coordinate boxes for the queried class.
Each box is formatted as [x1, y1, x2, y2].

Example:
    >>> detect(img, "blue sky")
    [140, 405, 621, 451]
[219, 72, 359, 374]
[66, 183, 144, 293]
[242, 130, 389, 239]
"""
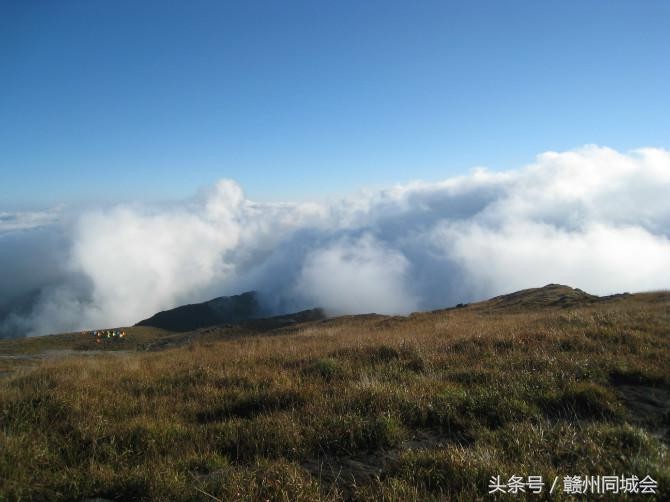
[1, 0, 668, 208]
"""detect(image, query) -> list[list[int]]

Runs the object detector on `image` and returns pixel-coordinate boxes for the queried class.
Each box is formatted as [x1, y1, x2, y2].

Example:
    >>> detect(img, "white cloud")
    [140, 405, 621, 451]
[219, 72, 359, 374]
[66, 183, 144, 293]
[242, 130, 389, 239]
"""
[433, 221, 670, 299]
[71, 205, 240, 328]
[296, 234, 418, 315]
[0, 208, 61, 234]
[2, 145, 670, 337]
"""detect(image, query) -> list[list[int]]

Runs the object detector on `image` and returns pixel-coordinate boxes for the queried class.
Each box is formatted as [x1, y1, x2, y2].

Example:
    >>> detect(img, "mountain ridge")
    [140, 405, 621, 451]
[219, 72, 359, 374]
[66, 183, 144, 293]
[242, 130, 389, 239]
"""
[135, 291, 266, 332]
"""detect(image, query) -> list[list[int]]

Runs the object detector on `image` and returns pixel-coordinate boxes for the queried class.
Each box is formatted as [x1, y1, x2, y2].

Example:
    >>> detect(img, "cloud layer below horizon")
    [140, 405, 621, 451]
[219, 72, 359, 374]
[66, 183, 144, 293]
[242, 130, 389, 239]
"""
[2, 145, 670, 337]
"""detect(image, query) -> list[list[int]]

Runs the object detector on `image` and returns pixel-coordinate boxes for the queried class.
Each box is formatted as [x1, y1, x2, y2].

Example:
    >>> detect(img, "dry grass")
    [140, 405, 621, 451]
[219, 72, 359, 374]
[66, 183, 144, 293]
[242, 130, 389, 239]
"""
[1, 290, 669, 500]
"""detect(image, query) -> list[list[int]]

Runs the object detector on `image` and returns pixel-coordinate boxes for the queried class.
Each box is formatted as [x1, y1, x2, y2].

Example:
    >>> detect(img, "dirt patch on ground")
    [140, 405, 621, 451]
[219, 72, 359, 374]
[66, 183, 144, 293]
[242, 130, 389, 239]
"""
[302, 454, 385, 491]
[300, 429, 451, 498]
[611, 378, 670, 443]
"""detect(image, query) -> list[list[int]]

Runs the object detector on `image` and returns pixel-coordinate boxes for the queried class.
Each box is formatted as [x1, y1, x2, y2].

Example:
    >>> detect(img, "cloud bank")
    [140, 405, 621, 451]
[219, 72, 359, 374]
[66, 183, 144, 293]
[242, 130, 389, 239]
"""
[2, 145, 670, 337]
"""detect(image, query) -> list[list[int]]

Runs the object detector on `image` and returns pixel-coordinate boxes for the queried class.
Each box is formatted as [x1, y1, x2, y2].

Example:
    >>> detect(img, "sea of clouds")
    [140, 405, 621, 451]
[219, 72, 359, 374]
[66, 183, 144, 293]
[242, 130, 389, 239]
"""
[2, 145, 670, 338]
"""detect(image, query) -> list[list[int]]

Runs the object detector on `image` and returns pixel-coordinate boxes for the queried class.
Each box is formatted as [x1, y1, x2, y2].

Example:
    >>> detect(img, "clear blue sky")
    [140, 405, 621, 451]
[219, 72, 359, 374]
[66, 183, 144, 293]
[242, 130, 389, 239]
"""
[1, 0, 668, 207]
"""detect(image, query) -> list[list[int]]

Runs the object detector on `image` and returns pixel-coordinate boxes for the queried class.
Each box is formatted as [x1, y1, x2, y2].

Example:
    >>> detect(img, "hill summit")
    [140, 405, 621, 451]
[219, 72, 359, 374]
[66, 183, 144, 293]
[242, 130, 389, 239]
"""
[135, 291, 265, 332]
[479, 283, 599, 311]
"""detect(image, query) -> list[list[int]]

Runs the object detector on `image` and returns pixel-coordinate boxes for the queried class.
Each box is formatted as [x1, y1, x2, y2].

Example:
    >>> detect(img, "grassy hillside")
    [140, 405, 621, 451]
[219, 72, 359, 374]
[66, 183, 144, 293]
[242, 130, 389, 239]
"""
[1, 286, 669, 500]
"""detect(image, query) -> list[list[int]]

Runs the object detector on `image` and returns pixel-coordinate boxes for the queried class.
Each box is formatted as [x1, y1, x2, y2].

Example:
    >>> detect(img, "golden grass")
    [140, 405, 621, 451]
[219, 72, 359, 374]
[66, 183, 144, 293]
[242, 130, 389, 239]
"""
[1, 292, 669, 500]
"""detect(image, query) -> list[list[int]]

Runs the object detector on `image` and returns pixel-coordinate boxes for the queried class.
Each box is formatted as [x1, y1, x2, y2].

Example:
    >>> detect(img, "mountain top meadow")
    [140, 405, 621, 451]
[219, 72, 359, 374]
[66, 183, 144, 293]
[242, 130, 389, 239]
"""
[0, 285, 668, 500]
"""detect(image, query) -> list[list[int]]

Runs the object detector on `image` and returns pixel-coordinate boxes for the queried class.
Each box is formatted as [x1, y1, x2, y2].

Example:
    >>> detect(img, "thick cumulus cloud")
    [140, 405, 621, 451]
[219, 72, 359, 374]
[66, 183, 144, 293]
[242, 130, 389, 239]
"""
[296, 234, 418, 315]
[1, 145, 670, 337]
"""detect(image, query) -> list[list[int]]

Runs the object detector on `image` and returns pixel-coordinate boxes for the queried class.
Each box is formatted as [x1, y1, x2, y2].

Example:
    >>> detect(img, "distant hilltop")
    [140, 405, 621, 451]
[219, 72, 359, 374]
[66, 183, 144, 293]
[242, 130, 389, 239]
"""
[135, 291, 266, 332]
[436, 283, 631, 314]
[134, 283, 630, 334]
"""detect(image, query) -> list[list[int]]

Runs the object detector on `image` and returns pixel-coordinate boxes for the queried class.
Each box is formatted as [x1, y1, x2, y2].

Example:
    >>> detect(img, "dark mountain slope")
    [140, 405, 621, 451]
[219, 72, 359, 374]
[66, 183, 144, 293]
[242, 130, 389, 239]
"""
[135, 291, 265, 331]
